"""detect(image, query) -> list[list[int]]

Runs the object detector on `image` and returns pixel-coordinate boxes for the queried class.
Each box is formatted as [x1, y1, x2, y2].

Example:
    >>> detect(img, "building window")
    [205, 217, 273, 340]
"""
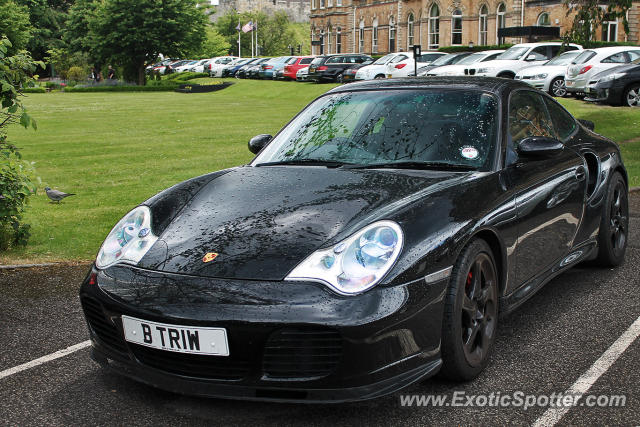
[479, 5, 488, 45]
[428, 4, 439, 50]
[336, 27, 342, 53]
[327, 26, 332, 53]
[320, 30, 325, 54]
[359, 21, 365, 53]
[537, 12, 550, 26]
[336, 0, 342, 6]
[602, 14, 618, 41]
[496, 3, 506, 44]
[311, 0, 315, 9]
[407, 13, 415, 49]
[452, 9, 462, 45]
[389, 17, 396, 52]
[372, 18, 379, 53]
[327, 0, 332, 7]
[319, 0, 325, 8]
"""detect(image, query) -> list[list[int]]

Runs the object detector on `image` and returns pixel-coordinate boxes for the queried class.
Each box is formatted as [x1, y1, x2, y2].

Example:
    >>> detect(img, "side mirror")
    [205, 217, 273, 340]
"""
[578, 119, 595, 131]
[248, 134, 272, 154]
[525, 54, 537, 62]
[517, 136, 564, 158]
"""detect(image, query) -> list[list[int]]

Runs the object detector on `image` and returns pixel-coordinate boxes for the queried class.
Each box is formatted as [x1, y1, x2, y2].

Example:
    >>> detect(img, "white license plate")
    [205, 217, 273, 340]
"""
[122, 315, 229, 356]
[566, 81, 574, 86]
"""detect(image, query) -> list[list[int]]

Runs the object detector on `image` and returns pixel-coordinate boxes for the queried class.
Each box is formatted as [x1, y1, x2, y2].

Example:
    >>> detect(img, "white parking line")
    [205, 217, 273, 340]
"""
[533, 315, 640, 427]
[0, 340, 91, 381]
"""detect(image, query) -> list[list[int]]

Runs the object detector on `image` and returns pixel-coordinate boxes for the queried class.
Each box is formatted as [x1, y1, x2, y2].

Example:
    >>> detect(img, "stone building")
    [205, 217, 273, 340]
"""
[209, 0, 311, 24]
[310, 0, 640, 55]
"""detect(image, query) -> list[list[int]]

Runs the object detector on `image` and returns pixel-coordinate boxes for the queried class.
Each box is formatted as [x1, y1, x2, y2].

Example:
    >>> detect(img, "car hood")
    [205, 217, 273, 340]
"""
[517, 64, 567, 77]
[138, 166, 466, 280]
[472, 59, 520, 70]
[592, 63, 640, 79]
[428, 64, 467, 75]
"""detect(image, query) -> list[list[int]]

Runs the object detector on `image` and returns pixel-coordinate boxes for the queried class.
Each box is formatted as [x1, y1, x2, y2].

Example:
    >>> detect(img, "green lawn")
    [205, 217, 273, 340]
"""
[2, 80, 639, 263]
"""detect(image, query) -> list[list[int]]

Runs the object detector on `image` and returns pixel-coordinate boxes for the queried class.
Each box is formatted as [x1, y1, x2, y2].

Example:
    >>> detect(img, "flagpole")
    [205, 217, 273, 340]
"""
[237, 13, 241, 57]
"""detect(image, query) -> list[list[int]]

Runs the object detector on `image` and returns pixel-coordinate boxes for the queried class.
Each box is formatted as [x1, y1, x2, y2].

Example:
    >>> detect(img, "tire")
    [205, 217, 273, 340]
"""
[374, 74, 386, 79]
[336, 73, 344, 83]
[550, 77, 567, 97]
[595, 171, 628, 266]
[624, 84, 640, 107]
[440, 239, 499, 381]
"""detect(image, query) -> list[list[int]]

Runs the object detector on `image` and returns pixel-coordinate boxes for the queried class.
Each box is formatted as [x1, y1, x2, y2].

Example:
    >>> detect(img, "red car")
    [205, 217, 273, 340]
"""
[283, 56, 315, 80]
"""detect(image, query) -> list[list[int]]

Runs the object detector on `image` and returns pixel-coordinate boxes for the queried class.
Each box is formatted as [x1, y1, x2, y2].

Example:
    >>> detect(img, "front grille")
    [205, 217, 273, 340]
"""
[131, 344, 250, 381]
[262, 328, 342, 379]
[81, 297, 128, 353]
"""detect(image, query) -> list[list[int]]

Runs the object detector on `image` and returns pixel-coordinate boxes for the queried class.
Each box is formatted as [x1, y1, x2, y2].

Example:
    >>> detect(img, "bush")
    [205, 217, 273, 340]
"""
[22, 87, 46, 93]
[165, 71, 209, 81]
[66, 84, 180, 92]
[67, 66, 87, 82]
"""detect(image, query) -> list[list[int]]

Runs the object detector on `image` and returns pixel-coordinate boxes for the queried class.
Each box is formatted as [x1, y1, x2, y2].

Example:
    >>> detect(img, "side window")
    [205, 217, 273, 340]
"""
[566, 45, 579, 51]
[326, 56, 343, 64]
[300, 58, 313, 65]
[543, 97, 576, 140]
[602, 52, 626, 63]
[509, 91, 556, 145]
[551, 46, 562, 58]
[528, 46, 549, 60]
[628, 51, 640, 61]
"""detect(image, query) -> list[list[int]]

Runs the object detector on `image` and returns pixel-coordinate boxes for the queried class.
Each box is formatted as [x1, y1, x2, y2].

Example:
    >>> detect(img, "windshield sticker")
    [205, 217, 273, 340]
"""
[461, 146, 479, 160]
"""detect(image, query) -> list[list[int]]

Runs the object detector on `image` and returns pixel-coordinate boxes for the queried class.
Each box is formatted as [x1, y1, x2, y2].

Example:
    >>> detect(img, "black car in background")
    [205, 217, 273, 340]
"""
[236, 58, 269, 79]
[586, 57, 640, 106]
[81, 77, 628, 403]
[222, 58, 257, 78]
[342, 59, 374, 82]
[308, 54, 373, 83]
[416, 52, 474, 76]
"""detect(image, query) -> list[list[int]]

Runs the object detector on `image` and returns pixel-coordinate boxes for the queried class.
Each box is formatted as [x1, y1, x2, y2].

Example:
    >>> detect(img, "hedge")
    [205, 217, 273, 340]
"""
[22, 87, 46, 93]
[66, 84, 180, 92]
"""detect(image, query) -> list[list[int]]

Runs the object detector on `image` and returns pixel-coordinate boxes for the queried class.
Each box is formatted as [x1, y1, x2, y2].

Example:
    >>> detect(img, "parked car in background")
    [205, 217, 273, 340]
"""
[565, 46, 640, 95]
[471, 42, 582, 79]
[208, 56, 240, 77]
[308, 54, 373, 83]
[296, 66, 310, 81]
[515, 50, 582, 97]
[236, 59, 264, 78]
[416, 52, 474, 76]
[190, 59, 211, 73]
[174, 60, 198, 73]
[426, 50, 504, 76]
[585, 57, 640, 106]
[385, 52, 448, 78]
[355, 52, 414, 80]
[223, 58, 256, 78]
[154, 59, 187, 75]
[342, 59, 374, 82]
[283, 56, 315, 80]
[259, 56, 293, 79]
[248, 58, 271, 79]
[146, 59, 173, 74]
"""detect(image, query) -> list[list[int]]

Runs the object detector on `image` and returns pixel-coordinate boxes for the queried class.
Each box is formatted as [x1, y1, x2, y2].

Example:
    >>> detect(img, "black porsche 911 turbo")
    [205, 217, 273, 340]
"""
[80, 77, 628, 403]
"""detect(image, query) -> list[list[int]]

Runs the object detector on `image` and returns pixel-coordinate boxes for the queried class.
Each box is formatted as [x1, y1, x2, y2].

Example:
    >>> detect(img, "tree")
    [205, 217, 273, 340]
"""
[194, 26, 231, 58]
[16, 0, 71, 63]
[0, 0, 33, 56]
[564, 0, 632, 44]
[0, 38, 41, 249]
[63, 0, 98, 57]
[88, 0, 208, 85]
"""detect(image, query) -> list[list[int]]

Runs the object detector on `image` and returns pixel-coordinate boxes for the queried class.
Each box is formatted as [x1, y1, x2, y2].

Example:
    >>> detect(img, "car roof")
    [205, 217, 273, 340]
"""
[585, 46, 640, 54]
[325, 76, 529, 95]
[511, 42, 581, 47]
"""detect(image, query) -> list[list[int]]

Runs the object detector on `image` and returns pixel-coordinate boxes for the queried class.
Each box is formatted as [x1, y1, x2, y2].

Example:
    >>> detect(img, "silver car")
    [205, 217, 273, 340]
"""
[515, 51, 582, 97]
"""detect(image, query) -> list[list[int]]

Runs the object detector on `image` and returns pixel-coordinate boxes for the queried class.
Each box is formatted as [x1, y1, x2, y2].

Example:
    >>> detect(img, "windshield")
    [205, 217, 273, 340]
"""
[253, 90, 498, 170]
[430, 54, 454, 66]
[310, 57, 324, 66]
[572, 50, 595, 64]
[497, 46, 530, 60]
[545, 51, 580, 65]
[457, 53, 487, 65]
[374, 54, 395, 64]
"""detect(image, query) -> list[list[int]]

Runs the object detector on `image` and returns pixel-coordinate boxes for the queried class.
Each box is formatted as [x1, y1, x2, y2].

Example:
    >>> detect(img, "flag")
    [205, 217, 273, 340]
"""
[242, 21, 254, 33]
[235, 22, 241, 31]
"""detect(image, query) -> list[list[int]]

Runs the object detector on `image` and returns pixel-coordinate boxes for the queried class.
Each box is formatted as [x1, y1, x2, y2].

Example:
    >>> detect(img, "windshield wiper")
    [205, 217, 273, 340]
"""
[344, 161, 477, 171]
[255, 159, 354, 168]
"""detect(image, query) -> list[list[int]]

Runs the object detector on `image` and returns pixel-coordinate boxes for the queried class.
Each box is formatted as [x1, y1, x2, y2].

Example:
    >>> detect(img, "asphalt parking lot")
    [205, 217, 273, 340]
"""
[1, 193, 640, 426]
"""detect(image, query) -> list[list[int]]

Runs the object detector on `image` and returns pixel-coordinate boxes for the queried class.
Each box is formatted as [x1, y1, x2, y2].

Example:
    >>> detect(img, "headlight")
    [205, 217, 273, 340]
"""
[600, 73, 621, 82]
[286, 221, 403, 295]
[96, 206, 158, 269]
[535, 73, 548, 79]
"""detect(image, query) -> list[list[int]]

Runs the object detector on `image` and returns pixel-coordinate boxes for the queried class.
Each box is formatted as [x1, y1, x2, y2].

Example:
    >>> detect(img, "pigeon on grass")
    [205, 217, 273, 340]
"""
[45, 187, 75, 203]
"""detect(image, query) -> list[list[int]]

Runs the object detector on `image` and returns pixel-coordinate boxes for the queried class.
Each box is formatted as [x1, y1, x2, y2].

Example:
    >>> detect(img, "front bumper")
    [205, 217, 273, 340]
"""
[584, 81, 624, 105]
[80, 265, 446, 403]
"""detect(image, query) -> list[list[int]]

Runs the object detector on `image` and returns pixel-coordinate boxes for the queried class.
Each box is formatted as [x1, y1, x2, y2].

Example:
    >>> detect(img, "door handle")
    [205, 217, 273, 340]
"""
[575, 166, 586, 182]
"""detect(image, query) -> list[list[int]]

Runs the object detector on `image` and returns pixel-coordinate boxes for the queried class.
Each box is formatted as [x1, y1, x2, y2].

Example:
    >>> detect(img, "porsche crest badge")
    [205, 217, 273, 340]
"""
[202, 252, 219, 263]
